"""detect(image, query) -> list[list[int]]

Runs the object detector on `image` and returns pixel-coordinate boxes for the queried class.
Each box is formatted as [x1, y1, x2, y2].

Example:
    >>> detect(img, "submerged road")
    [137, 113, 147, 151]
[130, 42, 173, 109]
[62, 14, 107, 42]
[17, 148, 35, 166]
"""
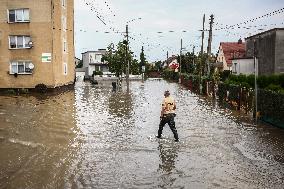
[0, 79, 283, 189]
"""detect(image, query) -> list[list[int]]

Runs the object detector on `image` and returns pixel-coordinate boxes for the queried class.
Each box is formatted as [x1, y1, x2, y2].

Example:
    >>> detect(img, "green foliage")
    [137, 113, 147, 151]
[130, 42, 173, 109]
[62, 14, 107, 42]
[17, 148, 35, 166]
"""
[220, 70, 231, 81]
[92, 70, 103, 77]
[258, 89, 284, 125]
[265, 84, 284, 93]
[161, 68, 179, 81]
[102, 42, 132, 77]
[35, 83, 47, 93]
[224, 73, 284, 91]
[76, 60, 83, 68]
[131, 59, 140, 75]
[6, 89, 16, 95]
[139, 47, 146, 73]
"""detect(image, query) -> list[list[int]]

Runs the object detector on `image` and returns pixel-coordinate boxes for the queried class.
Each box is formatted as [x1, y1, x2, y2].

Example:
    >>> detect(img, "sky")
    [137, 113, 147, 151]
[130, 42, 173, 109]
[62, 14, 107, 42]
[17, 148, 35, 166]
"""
[74, 0, 284, 62]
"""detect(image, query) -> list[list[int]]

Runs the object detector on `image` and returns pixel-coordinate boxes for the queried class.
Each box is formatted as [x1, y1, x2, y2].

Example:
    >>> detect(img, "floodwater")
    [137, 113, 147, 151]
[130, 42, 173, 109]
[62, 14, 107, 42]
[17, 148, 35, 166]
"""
[0, 79, 284, 189]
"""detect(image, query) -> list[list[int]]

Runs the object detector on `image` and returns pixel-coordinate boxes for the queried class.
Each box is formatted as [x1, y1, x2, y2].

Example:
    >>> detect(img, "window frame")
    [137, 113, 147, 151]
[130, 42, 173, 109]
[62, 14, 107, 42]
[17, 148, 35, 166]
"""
[9, 35, 32, 49]
[9, 60, 33, 75]
[62, 0, 67, 8]
[63, 63, 68, 75]
[7, 8, 30, 23]
[63, 40, 67, 53]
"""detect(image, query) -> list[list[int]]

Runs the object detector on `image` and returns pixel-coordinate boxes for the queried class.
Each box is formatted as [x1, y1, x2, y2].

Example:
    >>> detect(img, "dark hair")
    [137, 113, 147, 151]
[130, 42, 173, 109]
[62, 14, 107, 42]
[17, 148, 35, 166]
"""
[164, 90, 170, 96]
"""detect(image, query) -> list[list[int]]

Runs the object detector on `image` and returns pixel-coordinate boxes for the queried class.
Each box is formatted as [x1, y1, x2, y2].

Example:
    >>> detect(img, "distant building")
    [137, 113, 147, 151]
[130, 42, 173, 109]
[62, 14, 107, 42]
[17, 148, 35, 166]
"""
[215, 39, 246, 72]
[0, 0, 75, 88]
[245, 28, 284, 75]
[81, 49, 109, 77]
[163, 55, 178, 70]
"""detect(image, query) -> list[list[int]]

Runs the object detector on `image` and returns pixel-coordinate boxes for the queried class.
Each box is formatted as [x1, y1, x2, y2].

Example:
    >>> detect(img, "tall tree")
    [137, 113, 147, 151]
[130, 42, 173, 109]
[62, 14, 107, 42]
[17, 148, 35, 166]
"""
[102, 42, 132, 77]
[139, 46, 146, 73]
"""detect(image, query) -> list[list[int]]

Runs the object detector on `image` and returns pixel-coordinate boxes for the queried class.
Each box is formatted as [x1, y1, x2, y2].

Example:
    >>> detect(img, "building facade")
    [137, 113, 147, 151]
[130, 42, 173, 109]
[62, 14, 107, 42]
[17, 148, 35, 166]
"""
[231, 58, 255, 75]
[0, 0, 75, 88]
[82, 49, 109, 77]
[245, 28, 284, 75]
[215, 39, 246, 72]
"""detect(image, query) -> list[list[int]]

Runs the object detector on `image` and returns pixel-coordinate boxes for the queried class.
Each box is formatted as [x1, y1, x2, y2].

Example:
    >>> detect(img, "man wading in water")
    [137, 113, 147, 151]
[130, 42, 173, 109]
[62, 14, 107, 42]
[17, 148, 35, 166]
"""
[157, 90, 179, 142]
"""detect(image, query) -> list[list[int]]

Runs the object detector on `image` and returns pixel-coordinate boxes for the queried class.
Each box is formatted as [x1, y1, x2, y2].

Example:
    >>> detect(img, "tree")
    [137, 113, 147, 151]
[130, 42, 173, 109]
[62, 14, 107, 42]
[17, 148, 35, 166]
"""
[131, 59, 140, 75]
[76, 60, 83, 68]
[102, 42, 132, 77]
[139, 46, 146, 73]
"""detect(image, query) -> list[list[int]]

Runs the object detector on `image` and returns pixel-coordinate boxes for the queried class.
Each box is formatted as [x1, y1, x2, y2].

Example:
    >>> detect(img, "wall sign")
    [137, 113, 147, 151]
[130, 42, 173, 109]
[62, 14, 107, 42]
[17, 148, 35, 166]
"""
[42, 53, 52, 62]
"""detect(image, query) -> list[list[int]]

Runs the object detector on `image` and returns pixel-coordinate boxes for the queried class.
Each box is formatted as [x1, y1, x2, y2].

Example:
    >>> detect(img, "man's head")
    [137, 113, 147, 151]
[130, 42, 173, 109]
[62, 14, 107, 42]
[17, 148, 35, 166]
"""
[164, 90, 170, 97]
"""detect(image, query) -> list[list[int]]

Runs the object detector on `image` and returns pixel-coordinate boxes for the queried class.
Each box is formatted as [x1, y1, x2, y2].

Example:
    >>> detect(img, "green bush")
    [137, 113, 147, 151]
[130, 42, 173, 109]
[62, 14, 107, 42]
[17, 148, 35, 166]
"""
[258, 89, 284, 124]
[92, 70, 103, 77]
[161, 69, 179, 81]
[220, 70, 231, 81]
[225, 73, 284, 90]
[265, 84, 284, 93]
[35, 84, 48, 93]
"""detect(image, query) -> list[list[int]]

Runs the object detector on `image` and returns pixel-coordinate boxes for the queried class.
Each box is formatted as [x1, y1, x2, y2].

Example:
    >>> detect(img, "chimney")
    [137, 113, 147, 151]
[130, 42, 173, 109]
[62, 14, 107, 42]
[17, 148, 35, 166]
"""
[238, 38, 242, 44]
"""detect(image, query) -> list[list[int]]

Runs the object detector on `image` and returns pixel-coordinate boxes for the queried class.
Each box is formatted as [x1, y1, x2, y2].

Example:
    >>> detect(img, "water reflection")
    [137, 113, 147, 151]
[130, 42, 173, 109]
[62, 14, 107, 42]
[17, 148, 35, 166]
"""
[158, 142, 178, 173]
[108, 91, 133, 118]
[0, 91, 77, 189]
[0, 80, 283, 189]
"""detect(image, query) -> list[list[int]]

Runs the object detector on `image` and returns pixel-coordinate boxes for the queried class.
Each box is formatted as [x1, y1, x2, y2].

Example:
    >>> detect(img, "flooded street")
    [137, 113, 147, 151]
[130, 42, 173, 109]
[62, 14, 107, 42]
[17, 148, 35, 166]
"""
[0, 79, 284, 189]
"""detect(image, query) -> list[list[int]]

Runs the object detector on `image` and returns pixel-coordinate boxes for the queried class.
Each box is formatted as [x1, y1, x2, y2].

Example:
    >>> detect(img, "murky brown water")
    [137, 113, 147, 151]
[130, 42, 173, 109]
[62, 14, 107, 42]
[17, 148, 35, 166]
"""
[0, 79, 284, 189]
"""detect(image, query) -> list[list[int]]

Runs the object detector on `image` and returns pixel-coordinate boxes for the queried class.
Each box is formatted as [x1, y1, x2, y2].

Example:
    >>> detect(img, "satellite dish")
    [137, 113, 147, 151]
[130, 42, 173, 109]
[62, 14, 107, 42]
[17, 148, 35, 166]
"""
[28, 63, 35, 69]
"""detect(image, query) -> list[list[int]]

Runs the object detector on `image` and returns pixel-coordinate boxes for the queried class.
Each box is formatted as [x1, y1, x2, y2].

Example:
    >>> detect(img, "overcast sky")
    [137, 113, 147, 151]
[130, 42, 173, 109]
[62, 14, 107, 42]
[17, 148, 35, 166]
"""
[74, 0, 284, 62]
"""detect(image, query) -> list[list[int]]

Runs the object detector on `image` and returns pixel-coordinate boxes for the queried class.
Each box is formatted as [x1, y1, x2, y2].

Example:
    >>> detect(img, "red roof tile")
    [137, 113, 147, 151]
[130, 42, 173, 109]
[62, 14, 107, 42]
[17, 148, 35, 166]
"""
[220, 42, 246, 66]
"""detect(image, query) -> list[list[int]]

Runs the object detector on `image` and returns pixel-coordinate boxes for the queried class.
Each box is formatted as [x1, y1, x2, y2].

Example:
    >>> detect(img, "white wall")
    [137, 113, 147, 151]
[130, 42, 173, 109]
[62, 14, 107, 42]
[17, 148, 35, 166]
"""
[232, 58, 256, 75]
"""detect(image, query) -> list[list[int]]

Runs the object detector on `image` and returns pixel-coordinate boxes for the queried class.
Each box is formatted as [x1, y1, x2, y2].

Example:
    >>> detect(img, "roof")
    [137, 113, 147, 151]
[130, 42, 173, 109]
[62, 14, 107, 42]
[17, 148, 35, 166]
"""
[166, 55, 177, 64]
[220, 42, 246, 66]
[245, 28, 284, 40]
[82, 50, 107, 54]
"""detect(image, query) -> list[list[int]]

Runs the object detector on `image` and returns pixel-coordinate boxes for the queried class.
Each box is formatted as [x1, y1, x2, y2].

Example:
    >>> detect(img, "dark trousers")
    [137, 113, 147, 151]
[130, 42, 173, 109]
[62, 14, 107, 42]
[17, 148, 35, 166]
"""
[158, 114, 179, 140]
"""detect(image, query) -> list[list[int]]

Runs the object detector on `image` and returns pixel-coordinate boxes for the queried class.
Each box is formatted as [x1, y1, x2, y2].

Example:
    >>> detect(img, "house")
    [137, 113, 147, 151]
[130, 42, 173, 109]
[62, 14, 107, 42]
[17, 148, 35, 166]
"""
[215, 39, 246, 72]
[245, 28, 284, 75]
[163, 55, 179, 70]
[0, 0, 75, 88]
[82, 49, 109, 77]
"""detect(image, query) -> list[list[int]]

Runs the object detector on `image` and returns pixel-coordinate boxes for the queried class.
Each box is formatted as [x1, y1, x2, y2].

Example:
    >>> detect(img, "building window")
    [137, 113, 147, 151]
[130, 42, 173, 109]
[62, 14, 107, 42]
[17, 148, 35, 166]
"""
[63, 41, 67, 53]
[8, 9, 30, 23]
[233, 63, 237, 74]
[63, 63, 68, 75]
[62, 0, 66, 7]
[9, 35, 31, 49]
[10, 61, 33, 74]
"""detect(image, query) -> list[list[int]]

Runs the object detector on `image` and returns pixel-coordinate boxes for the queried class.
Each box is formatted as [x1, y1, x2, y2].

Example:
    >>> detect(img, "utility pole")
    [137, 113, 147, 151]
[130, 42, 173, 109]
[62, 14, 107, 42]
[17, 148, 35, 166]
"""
[179, 39, 183, 84]
[201, 14, 205, 55]
[207, 14, 214, 56]
[167, 51, 169, 59]
[126, 24, 130, 92]
[206, 14, 214, 76]
[254, 39, 258, 122]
